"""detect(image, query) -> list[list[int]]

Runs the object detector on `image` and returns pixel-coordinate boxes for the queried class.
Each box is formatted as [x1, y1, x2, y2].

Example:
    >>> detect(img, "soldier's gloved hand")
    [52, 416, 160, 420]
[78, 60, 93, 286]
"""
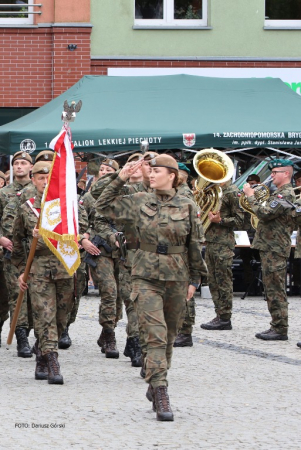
[0, 236, 13, 251]
[186, 284, 196, 301]
[81, 238, 101, 256]
[18, 273, 28, 292]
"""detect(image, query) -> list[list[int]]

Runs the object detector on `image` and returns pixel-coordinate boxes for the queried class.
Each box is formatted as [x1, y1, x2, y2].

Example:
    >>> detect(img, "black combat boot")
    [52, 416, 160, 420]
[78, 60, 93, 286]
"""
[124, 336, 142, 367]
[173, 333, 193, 347]
[153, 386, 174, 421]
[0, 320, 4, 347]
[104, 329, 119, 359]
[44, 352, 64, 384]
[255, 328, 288, 341]
[146, 384, 156, 411]
[15, 327, 32, 358]
[35, 350, 49, 380]
[58, 327, 72, 349]
[97, 329, 105, 353]
[201, 317, 232, 330]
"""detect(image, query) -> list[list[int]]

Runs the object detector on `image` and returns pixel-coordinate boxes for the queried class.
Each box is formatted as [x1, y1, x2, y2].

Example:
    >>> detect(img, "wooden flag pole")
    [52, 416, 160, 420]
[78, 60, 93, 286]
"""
[7, 217, 40, 345]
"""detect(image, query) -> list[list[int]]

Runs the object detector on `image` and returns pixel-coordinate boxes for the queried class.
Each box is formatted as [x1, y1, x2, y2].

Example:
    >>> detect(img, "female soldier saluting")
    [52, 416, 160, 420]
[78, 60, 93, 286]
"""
[95, 154, 207, 422]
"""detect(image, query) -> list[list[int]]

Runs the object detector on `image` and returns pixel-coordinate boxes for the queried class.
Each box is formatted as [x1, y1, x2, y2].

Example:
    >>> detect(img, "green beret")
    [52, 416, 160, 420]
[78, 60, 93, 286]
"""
[178, 162, 190, 174]
[268, 159, 295, 170]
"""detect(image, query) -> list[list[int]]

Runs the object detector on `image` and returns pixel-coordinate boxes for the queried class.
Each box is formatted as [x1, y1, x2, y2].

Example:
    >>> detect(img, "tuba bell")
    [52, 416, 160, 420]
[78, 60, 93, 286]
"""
[193, 148, 235, 232]
[239, 184, 270, 229]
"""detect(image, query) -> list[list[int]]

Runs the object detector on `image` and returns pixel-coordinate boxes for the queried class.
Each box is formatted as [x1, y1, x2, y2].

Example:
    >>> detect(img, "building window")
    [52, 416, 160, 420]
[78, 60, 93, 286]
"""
[265, 0, 301, 27]
[135, 0, 207, 27]
[0, 0, 33, 25]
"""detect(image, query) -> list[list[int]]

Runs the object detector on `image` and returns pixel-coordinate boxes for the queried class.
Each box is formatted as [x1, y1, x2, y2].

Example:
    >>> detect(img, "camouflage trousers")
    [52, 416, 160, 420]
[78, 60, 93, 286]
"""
[205, 243, 234, 320]
[119, 262, 139, 338]
[68, 260, 87, 326]
[0, 256, 9, 323]
[90, 256, 121, 331]
[3, 258, 33, 329]
[178, 296, 196, 335]
[131, 278, 187, 388]
[29, 273, 74, 355]
[260, 251, 288, 335]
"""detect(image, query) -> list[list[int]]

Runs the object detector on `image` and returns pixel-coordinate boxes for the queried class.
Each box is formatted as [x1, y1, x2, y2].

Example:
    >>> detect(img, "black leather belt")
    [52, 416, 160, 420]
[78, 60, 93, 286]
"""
[139, 243, 186, 255]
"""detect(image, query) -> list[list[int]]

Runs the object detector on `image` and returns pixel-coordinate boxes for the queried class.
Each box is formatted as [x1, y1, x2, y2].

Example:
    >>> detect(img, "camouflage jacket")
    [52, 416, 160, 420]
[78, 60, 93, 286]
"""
[248, 183, 295, 258]
[11, 195, 72, 279]
[177, 182, 195, 201]
[205, 182, 244, 249]
[95, 176, 207, 283]
[2, 183, 36, 241]
[0, 179, 33, 238]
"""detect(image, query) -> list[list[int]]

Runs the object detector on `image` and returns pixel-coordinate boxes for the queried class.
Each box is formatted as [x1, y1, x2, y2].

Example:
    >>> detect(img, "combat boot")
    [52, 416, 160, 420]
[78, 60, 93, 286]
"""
[146, 384, 156, 411]
[0, 320, 4, 347]
[15, 327, 32, 358]
[153, 386, 174, 421]
[173, 333, 193, 347]
[201, 317, 232, 330]
[255, 328, 288, 341]
[104, 329, 119, 359]
[124, 336, 142, 367]
[58, 327, 72, 349]
[35, 351, 49, 380]
[97, 329, 105, 353]
[45, 352, 64, 384]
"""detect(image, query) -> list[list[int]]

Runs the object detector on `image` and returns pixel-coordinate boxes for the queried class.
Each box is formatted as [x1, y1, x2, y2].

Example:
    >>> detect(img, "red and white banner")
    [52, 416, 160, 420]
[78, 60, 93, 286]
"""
[39, 127, 80, 275]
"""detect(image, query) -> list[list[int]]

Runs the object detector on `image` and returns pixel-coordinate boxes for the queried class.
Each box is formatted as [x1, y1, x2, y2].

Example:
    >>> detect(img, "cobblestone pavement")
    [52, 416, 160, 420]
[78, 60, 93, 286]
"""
[1, 290, 301, 450]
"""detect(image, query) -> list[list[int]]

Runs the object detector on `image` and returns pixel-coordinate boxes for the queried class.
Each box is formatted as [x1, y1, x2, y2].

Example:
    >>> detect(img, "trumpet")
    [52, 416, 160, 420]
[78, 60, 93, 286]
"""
[239, 183, 270, 229]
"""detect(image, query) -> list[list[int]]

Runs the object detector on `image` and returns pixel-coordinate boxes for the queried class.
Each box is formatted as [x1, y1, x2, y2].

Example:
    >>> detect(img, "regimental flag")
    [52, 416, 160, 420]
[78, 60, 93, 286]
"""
[39, 127, 80, 275]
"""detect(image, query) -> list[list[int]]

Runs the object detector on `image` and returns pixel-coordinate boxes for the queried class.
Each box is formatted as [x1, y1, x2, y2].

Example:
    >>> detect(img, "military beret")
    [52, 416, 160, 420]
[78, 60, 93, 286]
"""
[127, 153, 143, 163]
[143, 151, 159, 161]
[32, 161, 52, 175]
[0, 171, 6, 182]
[11, 151, 33, 165]
[178, 162, 190, 174]
[294, 170, 301, 181]
[268, 159, 295, 170]
[246, 174, 260, 183]
[150, 154, 178, 171]
[35, 150, 54, 163]
[101, 158, 119, 171]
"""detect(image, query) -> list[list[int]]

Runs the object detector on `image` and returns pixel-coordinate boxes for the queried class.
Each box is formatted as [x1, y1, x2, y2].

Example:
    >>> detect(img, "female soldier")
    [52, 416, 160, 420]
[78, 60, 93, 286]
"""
[95, 154, 207, 422]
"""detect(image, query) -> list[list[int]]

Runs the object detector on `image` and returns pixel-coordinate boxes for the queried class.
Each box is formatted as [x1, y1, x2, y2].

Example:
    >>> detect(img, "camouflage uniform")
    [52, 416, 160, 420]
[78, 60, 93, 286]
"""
[204, 182, 244, 320]
[11, 195, 74, 354]
[95, 176, 207, 387]
[0, 180, 35, 329]
[0, 249, 9, 324]
[248, 183, 295, 335]
[176, 182, 196, 335]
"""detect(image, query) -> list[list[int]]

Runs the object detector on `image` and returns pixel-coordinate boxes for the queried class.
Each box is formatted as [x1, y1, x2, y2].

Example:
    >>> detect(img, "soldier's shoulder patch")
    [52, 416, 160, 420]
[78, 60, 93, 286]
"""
[270, 200, 279, 208]
[79, 200, 83, 205]
[17, 192, 22, 196]
[295, 207, 301, 213]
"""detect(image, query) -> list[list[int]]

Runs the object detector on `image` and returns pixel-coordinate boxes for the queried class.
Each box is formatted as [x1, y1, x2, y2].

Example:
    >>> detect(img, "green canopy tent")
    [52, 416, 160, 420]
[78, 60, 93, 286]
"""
[1, 74, 301, 156]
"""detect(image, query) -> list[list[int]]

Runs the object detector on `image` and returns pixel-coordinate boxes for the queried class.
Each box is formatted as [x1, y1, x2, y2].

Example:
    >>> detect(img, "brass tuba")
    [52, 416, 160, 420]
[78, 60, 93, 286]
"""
[239, 184, 270, 229]
[193, 148, 235, 232]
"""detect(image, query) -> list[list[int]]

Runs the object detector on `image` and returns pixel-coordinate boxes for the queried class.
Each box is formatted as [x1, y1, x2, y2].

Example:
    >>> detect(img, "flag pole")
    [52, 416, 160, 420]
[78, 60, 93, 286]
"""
[7, 218, 40, 345]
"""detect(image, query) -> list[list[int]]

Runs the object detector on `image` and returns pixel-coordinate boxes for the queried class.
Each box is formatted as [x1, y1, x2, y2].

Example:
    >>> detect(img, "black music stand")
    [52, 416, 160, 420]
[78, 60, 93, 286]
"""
[241, 259, 264, 299]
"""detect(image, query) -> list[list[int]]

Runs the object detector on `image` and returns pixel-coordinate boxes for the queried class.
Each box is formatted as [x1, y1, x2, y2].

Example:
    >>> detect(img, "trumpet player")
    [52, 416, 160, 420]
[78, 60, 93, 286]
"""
[243, 159, 295, 341]
[201, 180, 244, 331]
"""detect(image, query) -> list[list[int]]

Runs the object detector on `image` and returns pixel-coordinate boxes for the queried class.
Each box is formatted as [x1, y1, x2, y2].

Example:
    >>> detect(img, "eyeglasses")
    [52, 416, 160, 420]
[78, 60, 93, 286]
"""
[271, 170, 287, 175]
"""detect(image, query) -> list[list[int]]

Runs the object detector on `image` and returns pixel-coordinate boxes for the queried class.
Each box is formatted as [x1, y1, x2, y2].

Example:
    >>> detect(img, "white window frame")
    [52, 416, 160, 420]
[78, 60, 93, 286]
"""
[135, 0, 207, 27]
[265, 2, 301, 28]
[0, 2, 34, 25]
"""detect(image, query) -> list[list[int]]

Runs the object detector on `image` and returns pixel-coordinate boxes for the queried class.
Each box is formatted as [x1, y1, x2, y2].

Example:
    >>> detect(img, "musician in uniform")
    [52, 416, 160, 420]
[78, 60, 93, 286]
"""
[243, 159, 295, 341]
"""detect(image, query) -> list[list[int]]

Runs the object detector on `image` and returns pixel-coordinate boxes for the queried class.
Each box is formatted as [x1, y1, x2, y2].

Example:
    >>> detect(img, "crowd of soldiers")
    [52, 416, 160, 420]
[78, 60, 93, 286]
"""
[0, 149, 301, 422]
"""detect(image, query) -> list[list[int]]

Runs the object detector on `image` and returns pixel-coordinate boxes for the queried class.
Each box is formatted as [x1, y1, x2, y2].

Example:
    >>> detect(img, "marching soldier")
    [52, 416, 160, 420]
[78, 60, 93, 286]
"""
[0, 151, 34, 357]
[12, 161, 75, 383]
[95, 155, 207, 422]
[243, 159, 295, 341]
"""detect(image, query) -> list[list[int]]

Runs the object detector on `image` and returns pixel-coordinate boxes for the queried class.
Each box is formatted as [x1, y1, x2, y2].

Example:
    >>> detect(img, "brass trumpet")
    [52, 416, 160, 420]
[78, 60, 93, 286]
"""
[193, 148, 234, 232]
[239, 183, 270, 229]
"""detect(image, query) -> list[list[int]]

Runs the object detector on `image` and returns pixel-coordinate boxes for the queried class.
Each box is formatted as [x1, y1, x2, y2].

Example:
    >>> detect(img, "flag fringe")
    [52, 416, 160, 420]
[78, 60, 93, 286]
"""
[39, 227, 80, 243]
[42, 234, 80, 276]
